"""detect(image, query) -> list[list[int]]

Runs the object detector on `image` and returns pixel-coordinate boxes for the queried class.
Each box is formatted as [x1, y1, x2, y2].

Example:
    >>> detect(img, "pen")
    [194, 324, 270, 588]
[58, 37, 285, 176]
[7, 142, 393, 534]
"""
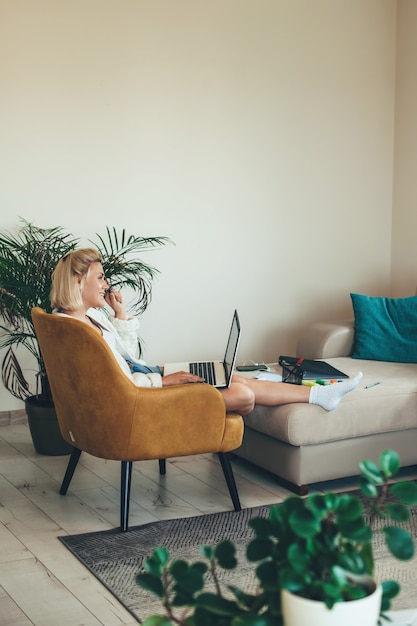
[282, 357, 304, 383]
[365, 382, 381, 389]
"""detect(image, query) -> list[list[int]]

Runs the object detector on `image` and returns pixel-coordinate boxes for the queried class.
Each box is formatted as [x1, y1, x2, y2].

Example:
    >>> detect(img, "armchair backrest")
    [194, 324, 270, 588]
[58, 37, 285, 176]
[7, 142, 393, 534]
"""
[31, 307, 141, 459]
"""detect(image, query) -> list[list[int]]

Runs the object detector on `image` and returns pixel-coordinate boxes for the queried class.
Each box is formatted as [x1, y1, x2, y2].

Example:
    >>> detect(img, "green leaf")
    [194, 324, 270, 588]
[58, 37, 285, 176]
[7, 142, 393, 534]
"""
[332, 565, 347, 587]
[319, 581, 343, 607]
[135, 573, 164, 598]
[194, 593, 239, 616]
[381, 579, 400, 613]
[385, 502, 410, 523]
[279, 567, 306, 594]
[358, 459, 384, 485]
[384, 526, 414, 560]
[215, 540, 238, 569]
[144, 553, 168, 578]
[323, 492, 340, 509]
[287, 543, 309, 573]
[337, 516, 372, 542]
[142, 616, 173, 626]
[359, 476, 378, 498]
[249, 516, 275, 537]
[200, 545, 214, 559]
[246, 538, 274, 562]
[170, 560, 189, 579]
[170, 561, 206, 595]
[335, 493, 364, 522]
[381, 579, 400, 600]
[306, 494, 327, 518]
[289, 507, 321, 538]
[358, 541, 376, 575]
[255, 560, 280, 591]
[379, 450, 401, 478]
[338, 549, 370, 576]
[390, 480, 417, 505]
[227, 585, 263, 609]
[194, 562, 209, 575]
[152, 546, 170, 566]
[342, 582, 368, 601]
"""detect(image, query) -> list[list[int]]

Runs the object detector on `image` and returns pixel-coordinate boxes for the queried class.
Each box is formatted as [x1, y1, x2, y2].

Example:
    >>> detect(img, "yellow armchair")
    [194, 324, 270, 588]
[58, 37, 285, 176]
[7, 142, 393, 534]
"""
[31, 308, 244, 531]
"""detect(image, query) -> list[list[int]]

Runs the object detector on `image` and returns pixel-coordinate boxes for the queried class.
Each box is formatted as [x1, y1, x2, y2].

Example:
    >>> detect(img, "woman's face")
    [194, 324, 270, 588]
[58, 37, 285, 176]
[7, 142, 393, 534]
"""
[80, 262, 109, 309]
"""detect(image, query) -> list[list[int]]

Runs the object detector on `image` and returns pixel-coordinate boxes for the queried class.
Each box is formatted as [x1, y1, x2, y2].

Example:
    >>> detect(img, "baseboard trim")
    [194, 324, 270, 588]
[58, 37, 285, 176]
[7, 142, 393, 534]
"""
[0, 409, 27, 427]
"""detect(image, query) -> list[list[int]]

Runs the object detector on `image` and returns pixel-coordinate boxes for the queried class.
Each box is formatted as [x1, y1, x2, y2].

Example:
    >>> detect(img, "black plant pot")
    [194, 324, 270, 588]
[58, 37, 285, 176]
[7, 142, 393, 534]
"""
[25, 396, 72, 456]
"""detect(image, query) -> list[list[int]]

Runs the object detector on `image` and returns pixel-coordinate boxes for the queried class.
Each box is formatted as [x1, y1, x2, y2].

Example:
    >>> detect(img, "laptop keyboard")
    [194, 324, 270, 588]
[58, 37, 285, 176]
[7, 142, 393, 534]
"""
[189, 361, 216, 385]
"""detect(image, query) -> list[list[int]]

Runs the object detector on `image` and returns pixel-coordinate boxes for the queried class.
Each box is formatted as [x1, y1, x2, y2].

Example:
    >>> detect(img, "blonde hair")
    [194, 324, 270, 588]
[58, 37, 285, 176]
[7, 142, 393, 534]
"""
[50, 248, 103, 311]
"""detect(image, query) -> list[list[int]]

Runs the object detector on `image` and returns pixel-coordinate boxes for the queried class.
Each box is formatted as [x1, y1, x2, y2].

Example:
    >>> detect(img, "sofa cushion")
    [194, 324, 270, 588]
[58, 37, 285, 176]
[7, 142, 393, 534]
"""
[350, 293, 417, 363]
[243, 357, 417, 447]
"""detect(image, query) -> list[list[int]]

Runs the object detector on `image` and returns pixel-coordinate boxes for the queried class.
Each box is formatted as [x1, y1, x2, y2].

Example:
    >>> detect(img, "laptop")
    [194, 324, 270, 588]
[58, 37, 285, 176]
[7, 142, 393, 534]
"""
[163, 310, 241, 389]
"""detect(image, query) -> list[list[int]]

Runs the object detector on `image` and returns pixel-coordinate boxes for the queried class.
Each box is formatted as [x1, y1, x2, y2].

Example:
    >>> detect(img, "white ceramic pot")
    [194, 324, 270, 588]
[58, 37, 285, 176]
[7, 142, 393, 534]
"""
[281, 584, 382, 626]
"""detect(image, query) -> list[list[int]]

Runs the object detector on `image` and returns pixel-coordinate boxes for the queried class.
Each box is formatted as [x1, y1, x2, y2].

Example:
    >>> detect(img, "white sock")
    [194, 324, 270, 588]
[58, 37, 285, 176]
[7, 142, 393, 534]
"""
[309, 372, 363, 412]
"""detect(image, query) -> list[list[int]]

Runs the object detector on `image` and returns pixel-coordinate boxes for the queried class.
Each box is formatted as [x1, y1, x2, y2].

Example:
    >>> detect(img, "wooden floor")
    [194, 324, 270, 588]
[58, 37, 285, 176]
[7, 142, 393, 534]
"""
[1, 421, 416, 626]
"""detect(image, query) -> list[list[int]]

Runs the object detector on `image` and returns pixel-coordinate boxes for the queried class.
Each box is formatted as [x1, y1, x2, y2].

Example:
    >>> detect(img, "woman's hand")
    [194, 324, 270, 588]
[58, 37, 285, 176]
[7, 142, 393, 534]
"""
[162, 371, 204, 386]
[105, 288, 127, 320]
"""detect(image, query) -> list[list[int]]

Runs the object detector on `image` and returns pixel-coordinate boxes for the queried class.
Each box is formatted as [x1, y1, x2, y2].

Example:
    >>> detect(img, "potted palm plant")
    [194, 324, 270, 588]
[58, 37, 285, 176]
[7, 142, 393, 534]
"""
[0, 219, 169, 455]
[136, 449, 417, 626]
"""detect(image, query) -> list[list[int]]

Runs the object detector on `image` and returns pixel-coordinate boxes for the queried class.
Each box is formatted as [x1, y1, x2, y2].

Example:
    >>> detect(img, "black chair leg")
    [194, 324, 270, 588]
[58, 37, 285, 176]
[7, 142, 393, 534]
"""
[159, 458, 166, 475]
[60, 447, 82, 495]
[218, 452, 241, 512]
[120, 460, 133, 532]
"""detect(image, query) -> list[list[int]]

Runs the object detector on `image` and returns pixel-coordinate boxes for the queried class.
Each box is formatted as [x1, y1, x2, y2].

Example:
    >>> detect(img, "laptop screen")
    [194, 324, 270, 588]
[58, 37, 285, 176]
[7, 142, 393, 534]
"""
[223, 310, 241, 385]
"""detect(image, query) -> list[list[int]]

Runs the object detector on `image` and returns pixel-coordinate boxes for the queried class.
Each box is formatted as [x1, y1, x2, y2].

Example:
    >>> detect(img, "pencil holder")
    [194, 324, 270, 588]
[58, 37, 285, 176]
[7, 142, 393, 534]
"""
[281, 364, 303, 384]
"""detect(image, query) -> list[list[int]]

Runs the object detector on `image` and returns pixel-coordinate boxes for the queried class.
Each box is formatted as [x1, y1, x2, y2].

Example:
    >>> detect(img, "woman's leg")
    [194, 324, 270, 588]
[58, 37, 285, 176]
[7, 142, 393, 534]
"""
[227, 372, 363, 413]
[239, 376, 310, 405]
[220, 381, 256, 415]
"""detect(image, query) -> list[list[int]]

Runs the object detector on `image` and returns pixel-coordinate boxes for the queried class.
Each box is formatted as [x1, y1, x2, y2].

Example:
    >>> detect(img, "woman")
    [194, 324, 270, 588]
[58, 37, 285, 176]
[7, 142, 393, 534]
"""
[50, 248, 362, 415]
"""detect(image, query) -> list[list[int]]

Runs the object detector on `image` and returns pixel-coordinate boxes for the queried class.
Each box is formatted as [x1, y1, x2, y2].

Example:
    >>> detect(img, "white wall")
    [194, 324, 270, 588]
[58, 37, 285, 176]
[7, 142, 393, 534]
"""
[392, 0, 417, 296]
[0, 0, 397, 410]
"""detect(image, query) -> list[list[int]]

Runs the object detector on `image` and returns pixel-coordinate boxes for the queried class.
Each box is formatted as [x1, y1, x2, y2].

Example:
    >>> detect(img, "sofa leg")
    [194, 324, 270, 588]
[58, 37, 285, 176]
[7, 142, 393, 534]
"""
[276, 475, 308, 496]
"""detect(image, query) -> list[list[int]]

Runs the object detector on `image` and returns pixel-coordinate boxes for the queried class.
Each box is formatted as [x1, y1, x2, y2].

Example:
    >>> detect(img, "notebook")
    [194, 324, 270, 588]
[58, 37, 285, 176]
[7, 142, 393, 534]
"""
[163, 310, 241, 389]
[278, 356, 348, 381]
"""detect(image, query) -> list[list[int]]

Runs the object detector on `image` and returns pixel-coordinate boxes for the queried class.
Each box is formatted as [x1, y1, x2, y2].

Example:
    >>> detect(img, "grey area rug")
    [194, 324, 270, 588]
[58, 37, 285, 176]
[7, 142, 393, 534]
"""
[59, 499, 417, 624]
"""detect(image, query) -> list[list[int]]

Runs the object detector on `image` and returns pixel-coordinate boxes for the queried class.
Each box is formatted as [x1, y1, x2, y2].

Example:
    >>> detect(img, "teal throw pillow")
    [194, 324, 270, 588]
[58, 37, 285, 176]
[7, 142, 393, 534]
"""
[351, 293, 417, 362]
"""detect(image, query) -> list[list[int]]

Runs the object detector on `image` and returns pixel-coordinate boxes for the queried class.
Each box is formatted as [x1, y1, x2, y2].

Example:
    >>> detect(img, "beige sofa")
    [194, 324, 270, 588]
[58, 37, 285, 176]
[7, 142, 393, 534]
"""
[234, 320, 417, 494]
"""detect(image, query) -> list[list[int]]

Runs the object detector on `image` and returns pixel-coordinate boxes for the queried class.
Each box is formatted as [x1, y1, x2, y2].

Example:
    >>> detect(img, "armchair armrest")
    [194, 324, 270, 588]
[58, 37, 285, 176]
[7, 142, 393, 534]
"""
[296, 320, 355, 359]
[129, 383, 243, 459]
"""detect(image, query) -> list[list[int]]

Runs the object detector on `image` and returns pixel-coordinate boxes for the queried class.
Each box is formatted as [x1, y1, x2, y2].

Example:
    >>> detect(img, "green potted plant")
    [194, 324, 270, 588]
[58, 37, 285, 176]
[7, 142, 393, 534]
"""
[0, 219, 169, 455]
[136, 450, 417, 626]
